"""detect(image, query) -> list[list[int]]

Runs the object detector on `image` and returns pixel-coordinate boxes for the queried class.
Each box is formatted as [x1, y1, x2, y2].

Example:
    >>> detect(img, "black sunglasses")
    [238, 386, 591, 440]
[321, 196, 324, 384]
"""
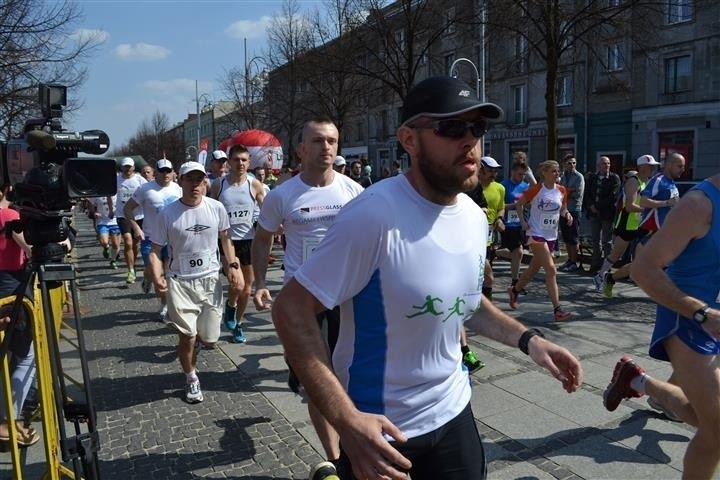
[158, 168, 173, 173]
[410, 118, 488, 139]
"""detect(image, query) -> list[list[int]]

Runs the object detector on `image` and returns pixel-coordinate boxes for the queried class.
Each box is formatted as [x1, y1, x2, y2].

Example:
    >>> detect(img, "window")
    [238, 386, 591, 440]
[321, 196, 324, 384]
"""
[396, 107, 403, 128]
[665, 55, 692, 93]
[444, 53, 455, 75]
[356, 121, 364, 141]
[380, 110, 389, 137]
[606, 42, 624, 71]
[445, 7, 456, 35]
[557, 74, 573, 106]
[668, 0, 693, 24]
[515, 35, 528, 73]
[512, 84, 527, 125]
[558, 21, 574, 51]
[394, 29, 405, 52]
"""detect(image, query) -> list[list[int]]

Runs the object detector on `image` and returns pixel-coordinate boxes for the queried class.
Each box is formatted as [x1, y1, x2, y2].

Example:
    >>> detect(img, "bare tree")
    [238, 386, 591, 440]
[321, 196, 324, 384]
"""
[111, 111, 185, 167]
[298, 0, 369, 147]
[264, 0, 315, 164]
[482, 0, 675, 159]
[0, 0, 104, 140]
[219, 61, 269, 132]
[347, 0, 476, 102]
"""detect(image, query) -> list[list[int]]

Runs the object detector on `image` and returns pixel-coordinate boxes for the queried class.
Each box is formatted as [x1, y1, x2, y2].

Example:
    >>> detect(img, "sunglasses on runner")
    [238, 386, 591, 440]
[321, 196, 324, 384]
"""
[409, 118, 488, 139]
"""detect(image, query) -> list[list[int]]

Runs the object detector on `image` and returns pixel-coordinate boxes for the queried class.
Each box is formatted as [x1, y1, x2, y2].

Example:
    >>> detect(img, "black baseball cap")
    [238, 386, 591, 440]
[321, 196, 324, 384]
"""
[401, 76, 504, 124]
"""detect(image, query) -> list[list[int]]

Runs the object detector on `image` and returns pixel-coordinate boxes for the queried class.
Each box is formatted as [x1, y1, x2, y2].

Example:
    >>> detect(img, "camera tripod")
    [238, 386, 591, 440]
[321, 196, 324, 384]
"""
[0, 242, 100, 480]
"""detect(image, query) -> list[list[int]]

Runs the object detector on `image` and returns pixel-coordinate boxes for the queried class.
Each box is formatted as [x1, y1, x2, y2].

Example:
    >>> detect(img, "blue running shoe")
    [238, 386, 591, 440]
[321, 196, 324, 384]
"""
[223, 303, 237, 331]
[232, 323, 246, 344]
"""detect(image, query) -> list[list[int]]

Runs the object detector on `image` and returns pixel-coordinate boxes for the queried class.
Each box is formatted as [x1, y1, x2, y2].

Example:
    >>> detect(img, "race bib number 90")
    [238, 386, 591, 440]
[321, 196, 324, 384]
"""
[179, 251, 213, 276]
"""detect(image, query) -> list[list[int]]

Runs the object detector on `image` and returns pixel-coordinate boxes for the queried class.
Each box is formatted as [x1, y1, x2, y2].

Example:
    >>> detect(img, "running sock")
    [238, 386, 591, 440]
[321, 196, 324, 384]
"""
[461, 345, 470, 355]
[185, 369, 198, 383]
[630, 373, 649, 394]
[482, 286, 492, 299]
[606, 273, 615, 284]
[600, 257, 614, 276]
[511, 278, 518, 286]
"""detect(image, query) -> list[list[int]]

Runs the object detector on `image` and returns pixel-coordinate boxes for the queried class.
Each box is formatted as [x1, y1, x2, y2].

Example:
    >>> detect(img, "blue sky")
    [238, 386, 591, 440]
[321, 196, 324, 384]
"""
[64, 0, 321, 151]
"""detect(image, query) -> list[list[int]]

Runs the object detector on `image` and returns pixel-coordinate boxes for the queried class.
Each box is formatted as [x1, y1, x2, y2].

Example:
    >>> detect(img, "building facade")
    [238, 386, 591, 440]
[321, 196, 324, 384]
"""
[262, 0, 717, 179]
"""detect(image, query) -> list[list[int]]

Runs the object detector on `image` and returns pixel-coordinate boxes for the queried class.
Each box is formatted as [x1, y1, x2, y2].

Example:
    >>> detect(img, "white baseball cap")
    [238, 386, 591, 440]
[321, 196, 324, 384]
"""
[178, 161, 207, 176]
[120, 157, 135, 167]
[156, 158, 173, 170]
[333, 155, 346, 166]
[481, 156, 501, 168]
[637, 154, 660, 166]
[211, 150, 228, 161]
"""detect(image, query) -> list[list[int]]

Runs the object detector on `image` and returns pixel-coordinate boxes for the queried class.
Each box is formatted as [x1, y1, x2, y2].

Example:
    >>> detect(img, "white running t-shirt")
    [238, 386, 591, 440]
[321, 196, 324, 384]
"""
[154, 197, 229, 280]
[523, 183, 567, 241]
[257, 172, 364, 283]
[91, 195, 117, 226]
[295, 175, 488, 439]
[116, 173, 147, 220]
[131, 181, 182, 239]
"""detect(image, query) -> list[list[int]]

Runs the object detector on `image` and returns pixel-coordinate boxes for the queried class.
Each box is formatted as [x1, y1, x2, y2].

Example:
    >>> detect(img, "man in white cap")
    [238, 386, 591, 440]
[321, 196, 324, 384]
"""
[332, 155, 347, 175]
[597, 153, 684, 299]
[208, 150, 228, 182]
[149, 161, 242, 404]
[123, 158, 182, 320]
[110, 157, 147, 284]
[593, 154, 659, 297]
[477, 156, 504, 300]
[271, 77, 582, 479]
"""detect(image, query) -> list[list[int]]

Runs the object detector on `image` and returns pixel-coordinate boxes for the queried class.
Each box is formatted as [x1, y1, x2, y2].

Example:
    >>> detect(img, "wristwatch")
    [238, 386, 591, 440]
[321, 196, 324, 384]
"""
[693, 305, 710, 324]
[228, 262, 240, 270]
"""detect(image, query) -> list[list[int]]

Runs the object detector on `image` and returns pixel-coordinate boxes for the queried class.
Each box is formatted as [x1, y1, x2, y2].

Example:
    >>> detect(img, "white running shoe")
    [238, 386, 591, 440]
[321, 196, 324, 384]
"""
[185, 379, 203, 403]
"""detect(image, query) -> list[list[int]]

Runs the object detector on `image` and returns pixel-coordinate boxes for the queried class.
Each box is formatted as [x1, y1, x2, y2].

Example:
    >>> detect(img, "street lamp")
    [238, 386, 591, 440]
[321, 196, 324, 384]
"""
[449, 58, 482, 100]
[185, 145, 197, 162]
[194, 81, 214, 166]
[244, 37, 267, 128]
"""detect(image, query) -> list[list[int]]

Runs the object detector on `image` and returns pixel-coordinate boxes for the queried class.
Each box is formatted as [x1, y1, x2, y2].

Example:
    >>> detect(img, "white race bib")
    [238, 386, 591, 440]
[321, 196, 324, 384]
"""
[179, 251, 213, 276]
[507, 210, 520, 224]
[227, 205, 252, 225]
[540, 212, 559, 231]
[119, 190, 133, 202]
[302, 237, 322, 262]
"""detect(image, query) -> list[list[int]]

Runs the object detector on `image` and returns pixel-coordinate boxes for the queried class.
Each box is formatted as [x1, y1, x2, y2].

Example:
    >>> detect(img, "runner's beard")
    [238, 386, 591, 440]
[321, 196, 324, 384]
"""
[415, 138, 479, 198]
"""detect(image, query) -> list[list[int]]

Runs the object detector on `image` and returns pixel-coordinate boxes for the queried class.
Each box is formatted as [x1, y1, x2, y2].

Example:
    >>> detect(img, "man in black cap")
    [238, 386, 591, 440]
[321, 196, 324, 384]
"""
[271, 76, 583, 480]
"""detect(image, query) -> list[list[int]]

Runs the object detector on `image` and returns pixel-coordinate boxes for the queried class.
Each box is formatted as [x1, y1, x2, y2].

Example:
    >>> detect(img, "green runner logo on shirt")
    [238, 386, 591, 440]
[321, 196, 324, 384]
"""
[406, 295, 468, 322]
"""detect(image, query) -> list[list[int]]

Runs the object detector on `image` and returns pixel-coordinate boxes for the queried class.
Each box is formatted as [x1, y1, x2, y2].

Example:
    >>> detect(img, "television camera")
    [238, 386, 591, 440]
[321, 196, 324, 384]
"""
[1, 84, 117, 248]
[0, 84, 115, 479]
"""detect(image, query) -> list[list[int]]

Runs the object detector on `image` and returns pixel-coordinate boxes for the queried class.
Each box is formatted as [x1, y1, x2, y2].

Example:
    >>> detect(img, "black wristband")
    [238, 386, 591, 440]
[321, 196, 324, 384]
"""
[518, 328, 545, 355]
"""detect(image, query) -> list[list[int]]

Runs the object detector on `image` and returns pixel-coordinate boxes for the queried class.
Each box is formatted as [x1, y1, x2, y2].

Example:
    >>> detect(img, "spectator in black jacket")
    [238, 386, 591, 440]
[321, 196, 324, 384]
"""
[582, 156, 620, 273]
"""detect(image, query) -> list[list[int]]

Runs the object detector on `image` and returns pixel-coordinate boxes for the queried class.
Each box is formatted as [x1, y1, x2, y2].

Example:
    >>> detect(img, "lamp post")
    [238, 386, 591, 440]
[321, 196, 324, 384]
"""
[449, 58, 482, 100]
[185, 145, 197, 162]
[244, 37, 267, 129]
[194, 80, 213, 166]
